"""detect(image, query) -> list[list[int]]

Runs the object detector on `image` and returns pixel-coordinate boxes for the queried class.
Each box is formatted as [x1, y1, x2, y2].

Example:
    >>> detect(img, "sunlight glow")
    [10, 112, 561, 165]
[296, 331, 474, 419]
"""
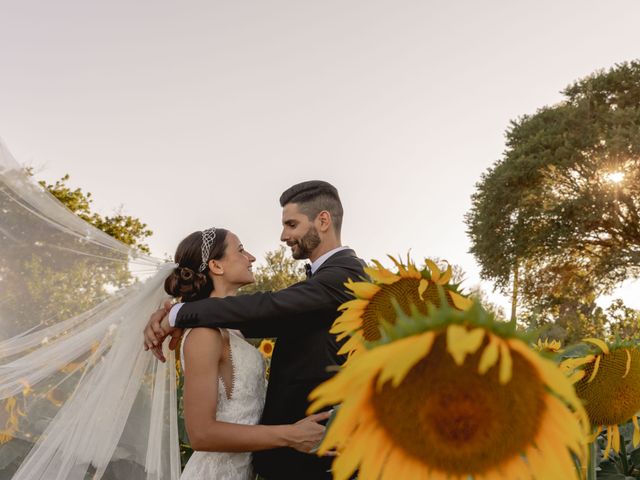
[604, 171, 625, 184]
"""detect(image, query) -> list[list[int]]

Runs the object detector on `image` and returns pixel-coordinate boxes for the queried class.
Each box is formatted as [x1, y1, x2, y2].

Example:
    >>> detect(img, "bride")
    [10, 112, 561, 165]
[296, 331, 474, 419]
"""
[165, 227, 329, 479]
[0, 139, 325, 479]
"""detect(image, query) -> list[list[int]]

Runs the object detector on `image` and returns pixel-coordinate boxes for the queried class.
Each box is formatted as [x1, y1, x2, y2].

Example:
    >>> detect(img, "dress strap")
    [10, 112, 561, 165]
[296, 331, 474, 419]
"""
[179, 328, 193, 372]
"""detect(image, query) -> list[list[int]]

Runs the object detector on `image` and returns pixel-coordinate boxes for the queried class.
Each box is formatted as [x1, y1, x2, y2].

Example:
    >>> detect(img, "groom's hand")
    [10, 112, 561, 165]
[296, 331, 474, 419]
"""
[143, 300, 183, 362]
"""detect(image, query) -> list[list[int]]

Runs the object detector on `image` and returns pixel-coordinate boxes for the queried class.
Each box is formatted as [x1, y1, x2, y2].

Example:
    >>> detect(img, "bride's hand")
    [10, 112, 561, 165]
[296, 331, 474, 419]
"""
[287, 411, 332, 454]
[143, 300, 182, 362]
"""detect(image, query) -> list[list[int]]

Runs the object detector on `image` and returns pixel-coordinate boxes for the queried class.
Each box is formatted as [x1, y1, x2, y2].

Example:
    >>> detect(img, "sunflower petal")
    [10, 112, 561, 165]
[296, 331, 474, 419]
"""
[586, 425, 602, 443]
[499, 340, 513, 384]
[317, 392, 370, 451]
[380, 448, 408, 480]
[583, 338, 610, 354]
[612, 424, 621, 453]
[406, 260, 422, 279]
[587, 355, 601, 383]
[623, 349, 632, 378]
[387, 255, 407, 275]
[604, 425, 613, 458]
[331, 310, 365, 333]
[418, 279, 428, 301]
[424, 259, 441, 282]
[478, 335, 500, 375]
[346, 281, 381, 299]
[446, 325, 485, 366]
[559, 355, 595, 372]
[338, 299, 369, 311]
[338, 334, 365, 356]
[450, 291, 473, 311]
[438, 264, 453, 285]
[330, 426, 368, 480]
[509, 340, 588, 428]
[364, 265, 399, 285]
[377, 332, 436, 388]
[633, 416, 640, 447]
[567, 369, 586, 384]
[358, 427, 392, 480]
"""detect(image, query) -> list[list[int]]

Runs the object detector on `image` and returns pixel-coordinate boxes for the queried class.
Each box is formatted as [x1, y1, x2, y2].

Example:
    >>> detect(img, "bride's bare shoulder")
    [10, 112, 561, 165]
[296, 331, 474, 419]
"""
[182, 328, 224, 359]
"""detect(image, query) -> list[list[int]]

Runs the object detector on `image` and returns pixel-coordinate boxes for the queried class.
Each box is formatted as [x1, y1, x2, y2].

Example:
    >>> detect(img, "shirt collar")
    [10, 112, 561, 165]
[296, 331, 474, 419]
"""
[310, 246, 349, 274]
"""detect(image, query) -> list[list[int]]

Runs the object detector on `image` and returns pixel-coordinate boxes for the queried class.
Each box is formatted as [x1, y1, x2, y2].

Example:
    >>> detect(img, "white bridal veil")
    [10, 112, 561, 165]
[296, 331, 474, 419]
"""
[0, 140, 181, 479]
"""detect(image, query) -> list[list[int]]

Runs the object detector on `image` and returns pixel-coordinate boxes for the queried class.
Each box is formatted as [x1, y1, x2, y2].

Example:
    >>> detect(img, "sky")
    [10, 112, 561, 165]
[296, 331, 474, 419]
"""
[1, 0, 639, 312]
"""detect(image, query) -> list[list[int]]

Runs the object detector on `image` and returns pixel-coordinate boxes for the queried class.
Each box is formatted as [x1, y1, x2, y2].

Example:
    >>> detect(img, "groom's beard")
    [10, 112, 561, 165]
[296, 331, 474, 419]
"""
[291, 226, 321, 260]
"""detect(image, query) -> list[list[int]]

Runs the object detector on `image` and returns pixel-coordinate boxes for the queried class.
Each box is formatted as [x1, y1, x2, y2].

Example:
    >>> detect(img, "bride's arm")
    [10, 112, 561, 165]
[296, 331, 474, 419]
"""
[182, 328, 329, 453]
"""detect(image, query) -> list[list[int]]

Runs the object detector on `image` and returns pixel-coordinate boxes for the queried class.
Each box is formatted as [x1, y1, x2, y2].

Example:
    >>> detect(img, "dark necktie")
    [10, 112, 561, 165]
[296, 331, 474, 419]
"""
[304, 263, 312, 279]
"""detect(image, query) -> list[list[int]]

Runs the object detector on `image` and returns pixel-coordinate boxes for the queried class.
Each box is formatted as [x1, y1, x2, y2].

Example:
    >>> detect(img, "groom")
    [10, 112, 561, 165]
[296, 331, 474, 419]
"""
[144, 180, 366, 480]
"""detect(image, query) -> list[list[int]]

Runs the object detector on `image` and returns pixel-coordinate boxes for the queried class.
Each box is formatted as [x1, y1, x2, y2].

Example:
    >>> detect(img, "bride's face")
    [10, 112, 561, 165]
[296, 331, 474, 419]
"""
[213, 232, 256, 287]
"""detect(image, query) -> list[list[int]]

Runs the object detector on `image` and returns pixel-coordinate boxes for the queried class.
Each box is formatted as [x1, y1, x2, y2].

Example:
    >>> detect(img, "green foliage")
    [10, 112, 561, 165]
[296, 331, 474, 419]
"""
[596, 419, 640, 479]
[468, 286, 507, 322]
[175, 365, 194, 469]
[0, 170, 153, 334]
[241, 246, 305, 293]
[466, 60, 640, 340]
[0, 167, 156, 475]
[35, 172, 152, 253]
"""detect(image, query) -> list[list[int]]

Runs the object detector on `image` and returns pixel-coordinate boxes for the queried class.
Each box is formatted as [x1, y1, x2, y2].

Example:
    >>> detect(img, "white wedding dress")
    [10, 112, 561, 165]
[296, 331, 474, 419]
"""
[179, 329, 267, 480]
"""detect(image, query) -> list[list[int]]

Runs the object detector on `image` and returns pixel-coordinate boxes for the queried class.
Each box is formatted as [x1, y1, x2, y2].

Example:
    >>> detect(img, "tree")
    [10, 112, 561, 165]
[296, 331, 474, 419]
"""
[0, 170, 153, 334]
[35, 172, 152, 253]
[0, 166, 155, 475]
[466, 60, 640, 339]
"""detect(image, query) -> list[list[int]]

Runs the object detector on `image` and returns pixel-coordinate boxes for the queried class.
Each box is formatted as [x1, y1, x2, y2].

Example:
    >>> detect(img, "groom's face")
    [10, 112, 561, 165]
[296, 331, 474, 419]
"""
[280, 203, 321, 260]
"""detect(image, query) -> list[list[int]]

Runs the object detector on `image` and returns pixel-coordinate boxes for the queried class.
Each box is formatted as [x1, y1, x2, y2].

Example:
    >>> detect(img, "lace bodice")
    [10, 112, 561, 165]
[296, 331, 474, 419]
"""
[179, 329, 267, 479]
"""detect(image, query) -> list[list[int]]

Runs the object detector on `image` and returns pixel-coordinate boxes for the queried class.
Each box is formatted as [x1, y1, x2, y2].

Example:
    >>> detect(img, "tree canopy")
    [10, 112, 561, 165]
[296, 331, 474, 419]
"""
[0, 170, 154, 332]
[466, 60, 640, 340]
[35, 172, 152, 253]
[241, 245, 305, 294]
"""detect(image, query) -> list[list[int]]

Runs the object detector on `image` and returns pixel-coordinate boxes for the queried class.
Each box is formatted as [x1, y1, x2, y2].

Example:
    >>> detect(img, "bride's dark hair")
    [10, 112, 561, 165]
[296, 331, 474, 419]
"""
[164, 228, 229, 302]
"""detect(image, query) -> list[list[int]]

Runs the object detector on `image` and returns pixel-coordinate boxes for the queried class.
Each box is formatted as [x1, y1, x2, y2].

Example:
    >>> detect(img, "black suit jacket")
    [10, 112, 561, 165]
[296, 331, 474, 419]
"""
[175, 248, 366, 479]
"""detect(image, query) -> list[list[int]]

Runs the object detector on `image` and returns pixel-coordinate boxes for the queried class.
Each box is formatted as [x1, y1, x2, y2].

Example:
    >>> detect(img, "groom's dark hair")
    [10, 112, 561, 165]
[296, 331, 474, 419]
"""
[280, 180, 343, 234]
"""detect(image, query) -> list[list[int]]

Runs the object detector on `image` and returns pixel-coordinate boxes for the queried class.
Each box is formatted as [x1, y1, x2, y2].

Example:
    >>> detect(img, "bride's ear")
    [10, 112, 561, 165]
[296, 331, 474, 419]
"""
[208, 259, 224, 275]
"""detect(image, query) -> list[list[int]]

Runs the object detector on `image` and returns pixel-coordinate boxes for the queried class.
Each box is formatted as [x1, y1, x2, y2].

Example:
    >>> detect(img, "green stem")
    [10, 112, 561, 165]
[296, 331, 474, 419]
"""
[619, 429, 629, 474]
[587, 439, 597, 480]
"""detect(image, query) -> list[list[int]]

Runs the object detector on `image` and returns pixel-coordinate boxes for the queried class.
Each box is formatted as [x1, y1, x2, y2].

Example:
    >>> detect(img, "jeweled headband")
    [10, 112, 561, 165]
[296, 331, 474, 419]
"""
[198, 227, 217, 272]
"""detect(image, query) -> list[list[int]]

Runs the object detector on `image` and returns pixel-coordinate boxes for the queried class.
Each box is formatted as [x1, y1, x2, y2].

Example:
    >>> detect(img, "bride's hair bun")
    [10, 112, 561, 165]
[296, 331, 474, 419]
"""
[164, 266, 211, 302]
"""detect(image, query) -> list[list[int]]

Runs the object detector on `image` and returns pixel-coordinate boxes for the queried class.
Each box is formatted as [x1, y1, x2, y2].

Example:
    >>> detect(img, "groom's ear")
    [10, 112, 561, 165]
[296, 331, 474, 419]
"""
[317, 210, 332, 232]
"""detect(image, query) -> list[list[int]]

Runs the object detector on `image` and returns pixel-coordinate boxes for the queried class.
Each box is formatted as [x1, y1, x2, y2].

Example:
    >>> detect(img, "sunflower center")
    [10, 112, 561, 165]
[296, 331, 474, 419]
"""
[575, 348, 640, 426]
[421, 282, 456, 308]
[361, 279, 432, 341]
[370, 335, 546, 475]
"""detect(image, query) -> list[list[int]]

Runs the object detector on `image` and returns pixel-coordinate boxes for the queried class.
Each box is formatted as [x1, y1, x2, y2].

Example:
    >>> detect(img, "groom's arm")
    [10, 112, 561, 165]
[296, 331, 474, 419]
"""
[174, 266, 355, 338]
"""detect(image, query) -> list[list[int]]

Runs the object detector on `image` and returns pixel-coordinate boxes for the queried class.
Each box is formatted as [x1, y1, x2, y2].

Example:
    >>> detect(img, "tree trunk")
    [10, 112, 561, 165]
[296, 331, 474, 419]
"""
[510, 260, 519, 324]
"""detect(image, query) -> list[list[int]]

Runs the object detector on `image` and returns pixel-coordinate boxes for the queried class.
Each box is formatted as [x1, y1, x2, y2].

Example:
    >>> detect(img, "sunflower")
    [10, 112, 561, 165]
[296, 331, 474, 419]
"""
[533, 338, 563, 353]
[310, 301, 589, 480]
[331, 256, 472, 356]
[258, 339, 275, 359]
[0, 397, 25, 444]
[561, 338, 640, 458]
